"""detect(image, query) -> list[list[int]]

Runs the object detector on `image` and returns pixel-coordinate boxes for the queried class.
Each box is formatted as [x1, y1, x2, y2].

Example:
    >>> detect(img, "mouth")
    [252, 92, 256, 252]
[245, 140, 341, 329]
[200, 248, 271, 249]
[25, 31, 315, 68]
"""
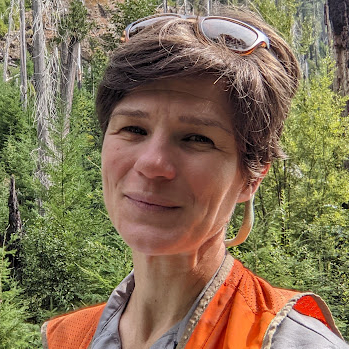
[125, 194, 180, 211]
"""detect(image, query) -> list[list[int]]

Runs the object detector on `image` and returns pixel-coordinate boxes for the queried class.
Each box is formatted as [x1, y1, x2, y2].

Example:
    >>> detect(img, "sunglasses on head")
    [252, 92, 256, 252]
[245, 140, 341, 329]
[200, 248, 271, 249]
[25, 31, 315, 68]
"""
[123, 13, 270, 55]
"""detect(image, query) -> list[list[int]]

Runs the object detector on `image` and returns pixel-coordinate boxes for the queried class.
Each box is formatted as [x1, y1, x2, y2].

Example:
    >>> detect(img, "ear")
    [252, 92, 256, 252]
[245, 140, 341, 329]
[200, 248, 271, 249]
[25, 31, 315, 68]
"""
[237, 164, 270, 203]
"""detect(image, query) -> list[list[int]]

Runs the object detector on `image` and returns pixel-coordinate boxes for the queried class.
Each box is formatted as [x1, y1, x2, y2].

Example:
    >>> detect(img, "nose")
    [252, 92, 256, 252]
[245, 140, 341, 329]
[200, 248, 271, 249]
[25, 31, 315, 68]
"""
[133, 135, 176, 180]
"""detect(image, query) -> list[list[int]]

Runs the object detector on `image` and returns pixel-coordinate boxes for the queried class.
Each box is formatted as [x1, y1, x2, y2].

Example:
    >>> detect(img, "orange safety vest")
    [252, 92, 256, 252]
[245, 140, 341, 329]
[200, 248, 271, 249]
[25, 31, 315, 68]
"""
[42, 257, 341, 349]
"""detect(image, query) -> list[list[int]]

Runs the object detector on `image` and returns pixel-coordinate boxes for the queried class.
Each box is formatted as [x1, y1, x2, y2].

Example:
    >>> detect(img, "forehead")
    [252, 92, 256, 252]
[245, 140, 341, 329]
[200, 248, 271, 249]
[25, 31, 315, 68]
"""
[112, 77, 232, 118]
[134, 77, 229, 101]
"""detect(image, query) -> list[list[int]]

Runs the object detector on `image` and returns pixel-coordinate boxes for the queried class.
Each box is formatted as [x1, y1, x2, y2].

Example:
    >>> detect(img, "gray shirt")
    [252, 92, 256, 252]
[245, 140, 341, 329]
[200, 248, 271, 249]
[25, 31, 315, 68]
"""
[90, 267, 349, 349]
[90, 268, 218, 349]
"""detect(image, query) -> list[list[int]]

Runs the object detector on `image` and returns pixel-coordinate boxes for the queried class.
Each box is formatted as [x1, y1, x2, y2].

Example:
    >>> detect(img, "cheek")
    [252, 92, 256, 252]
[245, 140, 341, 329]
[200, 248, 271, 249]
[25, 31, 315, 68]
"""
[185, 162, 239, 222]
[101, 147, 114, 190]
[102, 140, 128, 178]
[101, 142, 128, 202]
[208, 166, 243, 213]
[193, 159, 240, 195]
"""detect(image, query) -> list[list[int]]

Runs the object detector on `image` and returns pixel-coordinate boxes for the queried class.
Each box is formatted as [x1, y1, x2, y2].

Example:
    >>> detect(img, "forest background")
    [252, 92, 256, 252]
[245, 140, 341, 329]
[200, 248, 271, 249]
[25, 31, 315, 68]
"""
[0, 0, 349, 347]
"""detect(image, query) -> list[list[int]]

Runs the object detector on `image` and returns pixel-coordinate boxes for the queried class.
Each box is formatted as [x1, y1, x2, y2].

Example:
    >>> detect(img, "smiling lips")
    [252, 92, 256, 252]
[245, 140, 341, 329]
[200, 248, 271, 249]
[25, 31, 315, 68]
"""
[125, 193, 180, 212]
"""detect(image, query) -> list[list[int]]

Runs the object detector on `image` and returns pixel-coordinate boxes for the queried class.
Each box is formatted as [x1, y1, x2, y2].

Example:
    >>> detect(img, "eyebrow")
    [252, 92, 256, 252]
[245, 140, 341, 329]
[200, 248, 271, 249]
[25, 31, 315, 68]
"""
[112, 109, 148, 118]
[179, 115, 232, 134]
[112, 109, 232, 134]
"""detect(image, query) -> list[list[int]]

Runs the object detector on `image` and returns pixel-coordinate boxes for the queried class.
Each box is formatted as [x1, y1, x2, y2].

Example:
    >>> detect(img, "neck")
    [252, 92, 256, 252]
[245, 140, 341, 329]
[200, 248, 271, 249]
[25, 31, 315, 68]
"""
[120, 235, 226, 348]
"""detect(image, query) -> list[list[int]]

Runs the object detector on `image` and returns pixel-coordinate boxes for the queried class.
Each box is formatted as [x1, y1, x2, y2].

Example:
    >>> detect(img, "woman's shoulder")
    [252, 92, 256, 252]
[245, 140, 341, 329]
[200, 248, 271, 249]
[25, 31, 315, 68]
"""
[270, 308, 349, 349]
[41, 303, 106, 349]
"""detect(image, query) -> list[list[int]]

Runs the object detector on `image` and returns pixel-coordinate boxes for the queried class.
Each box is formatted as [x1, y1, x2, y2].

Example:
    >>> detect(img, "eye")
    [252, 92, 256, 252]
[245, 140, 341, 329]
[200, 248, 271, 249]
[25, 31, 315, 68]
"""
[121, 126, 147, 135]
[184, 134, 214, 145]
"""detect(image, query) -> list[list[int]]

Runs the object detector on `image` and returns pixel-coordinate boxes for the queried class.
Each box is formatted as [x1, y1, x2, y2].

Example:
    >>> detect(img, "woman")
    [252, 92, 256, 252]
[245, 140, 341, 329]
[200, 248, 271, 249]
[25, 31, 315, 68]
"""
[42, 6, 349, 349]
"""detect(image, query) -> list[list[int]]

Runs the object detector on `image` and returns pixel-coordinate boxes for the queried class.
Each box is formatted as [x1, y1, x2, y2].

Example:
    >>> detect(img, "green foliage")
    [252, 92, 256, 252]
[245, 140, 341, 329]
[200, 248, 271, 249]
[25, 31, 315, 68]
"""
[0, 248, 41, 349]
[0, 134, 38, 219]
[57, 0, 92, 43]
[26, 52, 34, 79]
[0, 18, 7, 38]
[0, 0, 11, 36]
[0, 80, 26, 151]
[284, 58, 349, 221]
[0, 0, 10, 16]
[280, 59, 349, 336]
[295, 0, 328, 72]
[83, 46, 108, 96]
[112, 0, 160, 36]
[252, 0, 299, 44]
[228, 57, 349, 338]
[0, 0, 349, 343]
[0, 0, 19, 33]
[21, 90, 132, 323]
[102, 0, 160, 51]
[0, 79, 37, 222]
[297, 16, 316, 56]
[0, 168, 9, 236]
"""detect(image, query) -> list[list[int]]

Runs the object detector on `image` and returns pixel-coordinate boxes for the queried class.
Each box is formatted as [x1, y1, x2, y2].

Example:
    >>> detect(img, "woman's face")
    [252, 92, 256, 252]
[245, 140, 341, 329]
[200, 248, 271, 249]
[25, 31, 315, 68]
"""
[102, 78, 253, 256]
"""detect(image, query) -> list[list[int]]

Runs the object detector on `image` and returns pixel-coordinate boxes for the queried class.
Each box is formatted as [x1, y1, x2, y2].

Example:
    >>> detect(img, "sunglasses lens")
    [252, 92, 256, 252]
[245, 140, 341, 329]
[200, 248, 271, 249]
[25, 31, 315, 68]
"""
[128, 15, 180, 38]
[125, 15, 269, 54]
[201, 18, 259, 51]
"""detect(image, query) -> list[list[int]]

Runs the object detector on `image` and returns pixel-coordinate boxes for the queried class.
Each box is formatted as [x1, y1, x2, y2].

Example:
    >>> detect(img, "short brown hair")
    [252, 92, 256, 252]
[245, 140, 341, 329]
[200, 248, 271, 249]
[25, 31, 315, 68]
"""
[96, 6, 300, 183]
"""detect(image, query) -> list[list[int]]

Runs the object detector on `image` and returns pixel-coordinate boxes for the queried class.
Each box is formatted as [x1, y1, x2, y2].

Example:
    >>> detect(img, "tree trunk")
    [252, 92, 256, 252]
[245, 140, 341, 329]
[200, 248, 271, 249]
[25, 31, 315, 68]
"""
[207, 0, 211, 15]
[7, 176, 23, 240]
[325, 0, 349, 115]
[1, 176, 23, 271]
[77, 43, 82, 90]
[32, 0, 54, 197]
[2, 0, 15, 82]
[19, 0, 27, 110]
[59, 38, 79, 137]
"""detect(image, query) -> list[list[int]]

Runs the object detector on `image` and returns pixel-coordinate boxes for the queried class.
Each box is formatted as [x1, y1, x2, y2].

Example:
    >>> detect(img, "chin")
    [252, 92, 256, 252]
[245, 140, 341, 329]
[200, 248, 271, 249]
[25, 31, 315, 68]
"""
[118, 227, 194, 256]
